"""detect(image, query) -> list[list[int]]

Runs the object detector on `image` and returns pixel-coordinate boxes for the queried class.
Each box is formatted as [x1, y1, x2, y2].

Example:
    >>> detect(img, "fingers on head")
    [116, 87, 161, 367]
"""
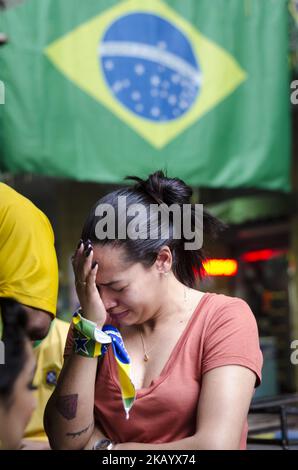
[72, 240, 84, 266]
[87, 262, 98, 282]
[86, 264, 98, 293]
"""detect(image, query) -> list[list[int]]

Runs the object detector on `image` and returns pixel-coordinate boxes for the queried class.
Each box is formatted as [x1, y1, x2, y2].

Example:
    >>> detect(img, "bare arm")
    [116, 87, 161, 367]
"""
[114, 365, 256, 450]
[44, 240, 108, 450]
[44, 353, 99, 450]
[84, 425, 109, 450]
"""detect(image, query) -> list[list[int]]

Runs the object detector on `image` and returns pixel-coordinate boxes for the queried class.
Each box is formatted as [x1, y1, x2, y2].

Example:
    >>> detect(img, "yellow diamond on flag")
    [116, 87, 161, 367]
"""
[44, 0, 246, 149]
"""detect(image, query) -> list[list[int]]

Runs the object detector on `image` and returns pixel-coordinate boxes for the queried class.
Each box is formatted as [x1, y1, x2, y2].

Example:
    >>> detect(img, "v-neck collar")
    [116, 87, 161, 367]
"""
[107, 292, 210, 398]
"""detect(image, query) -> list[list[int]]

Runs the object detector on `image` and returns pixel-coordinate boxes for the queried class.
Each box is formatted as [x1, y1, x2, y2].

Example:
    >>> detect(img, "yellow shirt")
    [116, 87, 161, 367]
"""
[0, 183, 58, 315]
[24, 319, 69, 440]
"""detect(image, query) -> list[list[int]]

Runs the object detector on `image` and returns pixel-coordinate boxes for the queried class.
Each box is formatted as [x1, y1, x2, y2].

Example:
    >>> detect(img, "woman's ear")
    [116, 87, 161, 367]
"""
[155, 246, 172, 274]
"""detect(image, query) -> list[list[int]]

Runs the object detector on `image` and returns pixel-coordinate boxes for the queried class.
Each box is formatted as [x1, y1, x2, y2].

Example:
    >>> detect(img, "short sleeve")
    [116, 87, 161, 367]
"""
[202, 298, 263, 386]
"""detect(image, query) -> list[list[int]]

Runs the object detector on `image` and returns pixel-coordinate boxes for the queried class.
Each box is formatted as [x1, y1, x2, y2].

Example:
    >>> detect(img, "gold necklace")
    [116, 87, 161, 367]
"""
[138, 286, 190, 362]
[139, 329, 155, 362]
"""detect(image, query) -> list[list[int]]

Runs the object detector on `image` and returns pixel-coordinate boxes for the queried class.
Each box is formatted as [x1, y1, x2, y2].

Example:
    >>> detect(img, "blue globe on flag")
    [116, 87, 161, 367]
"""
[99, 13, 201, 122]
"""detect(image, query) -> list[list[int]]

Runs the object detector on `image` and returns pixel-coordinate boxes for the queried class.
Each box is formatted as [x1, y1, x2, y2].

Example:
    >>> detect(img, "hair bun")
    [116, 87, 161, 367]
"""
[126, 170, 192, 206]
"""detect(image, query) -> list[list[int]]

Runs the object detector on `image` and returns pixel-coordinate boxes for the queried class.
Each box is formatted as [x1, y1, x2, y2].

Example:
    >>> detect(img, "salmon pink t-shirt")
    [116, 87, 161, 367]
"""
[64, 293, 263, 449]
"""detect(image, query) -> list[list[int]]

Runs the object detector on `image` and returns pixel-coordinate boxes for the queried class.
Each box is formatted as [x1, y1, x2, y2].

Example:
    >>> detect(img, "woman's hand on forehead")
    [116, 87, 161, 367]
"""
[71, 239, 107, 327]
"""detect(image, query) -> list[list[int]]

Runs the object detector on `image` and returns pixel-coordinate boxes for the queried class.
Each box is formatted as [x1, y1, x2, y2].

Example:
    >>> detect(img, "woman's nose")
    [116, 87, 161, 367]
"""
[100, 289, 118, 311]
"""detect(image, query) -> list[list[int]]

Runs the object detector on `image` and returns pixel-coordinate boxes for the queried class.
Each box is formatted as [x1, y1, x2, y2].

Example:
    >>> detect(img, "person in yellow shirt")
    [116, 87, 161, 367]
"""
[21, 318, 69, 449]
[0, 182, 58, 340]
[0, 182, 68, 449]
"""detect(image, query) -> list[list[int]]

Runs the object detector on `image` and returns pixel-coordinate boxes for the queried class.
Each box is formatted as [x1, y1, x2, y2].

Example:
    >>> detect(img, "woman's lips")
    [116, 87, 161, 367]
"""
[109, 310, 129, 319]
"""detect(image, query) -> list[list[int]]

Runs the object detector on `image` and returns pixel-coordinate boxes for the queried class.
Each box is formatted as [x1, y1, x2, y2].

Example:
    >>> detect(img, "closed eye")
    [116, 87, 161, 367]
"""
[112, 286, 127, 293]
[97, 285, 127, 293]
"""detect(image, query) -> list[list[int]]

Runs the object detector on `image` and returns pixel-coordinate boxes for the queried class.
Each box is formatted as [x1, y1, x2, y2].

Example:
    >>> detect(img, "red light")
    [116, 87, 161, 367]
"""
[241, 249, 286, 263]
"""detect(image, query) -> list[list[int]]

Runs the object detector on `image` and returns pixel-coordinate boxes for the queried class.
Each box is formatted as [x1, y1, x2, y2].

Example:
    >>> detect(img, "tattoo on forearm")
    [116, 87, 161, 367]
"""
[66, 422, 93, 439]
[55, 394, 78, 420]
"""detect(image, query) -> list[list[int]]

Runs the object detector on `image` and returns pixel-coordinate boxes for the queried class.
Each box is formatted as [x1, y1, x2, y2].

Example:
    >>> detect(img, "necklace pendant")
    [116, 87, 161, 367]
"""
[144, 353, 149, 362]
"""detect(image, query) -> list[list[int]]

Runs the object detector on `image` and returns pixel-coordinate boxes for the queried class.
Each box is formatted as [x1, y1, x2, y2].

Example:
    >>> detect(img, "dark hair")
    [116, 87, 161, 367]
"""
[0, 298, 28, 404]
[82, 170, 225, 288]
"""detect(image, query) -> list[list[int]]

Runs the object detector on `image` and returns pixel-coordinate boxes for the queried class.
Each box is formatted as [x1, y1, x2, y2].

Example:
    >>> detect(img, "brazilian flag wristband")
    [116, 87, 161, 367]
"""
[72, 309, 136, 419]
[72, 309, 111, 358]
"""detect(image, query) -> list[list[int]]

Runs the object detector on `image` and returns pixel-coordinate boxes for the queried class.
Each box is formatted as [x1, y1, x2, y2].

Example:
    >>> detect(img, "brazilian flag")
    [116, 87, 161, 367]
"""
[0, 0, 291, 190]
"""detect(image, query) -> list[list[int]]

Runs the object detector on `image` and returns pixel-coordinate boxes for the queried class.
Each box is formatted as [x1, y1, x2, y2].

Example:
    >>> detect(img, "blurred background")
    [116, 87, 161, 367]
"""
[1, 0, 298, 447]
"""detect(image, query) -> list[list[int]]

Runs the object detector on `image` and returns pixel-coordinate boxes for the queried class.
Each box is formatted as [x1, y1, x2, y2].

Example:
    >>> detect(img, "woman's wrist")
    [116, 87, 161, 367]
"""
[72, 310, 110, 353]
[76, 307, 105, 329]
[84, 425, 110, 450]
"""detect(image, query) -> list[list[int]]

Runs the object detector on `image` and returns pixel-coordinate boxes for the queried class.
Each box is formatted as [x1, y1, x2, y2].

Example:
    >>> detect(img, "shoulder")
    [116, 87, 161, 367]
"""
[203, 292, 250, 309]
[38, 319, 69, 354]
[52, 318, 70, 339]
[202, 293, 258, 334]
[203, 292, 255, 316]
